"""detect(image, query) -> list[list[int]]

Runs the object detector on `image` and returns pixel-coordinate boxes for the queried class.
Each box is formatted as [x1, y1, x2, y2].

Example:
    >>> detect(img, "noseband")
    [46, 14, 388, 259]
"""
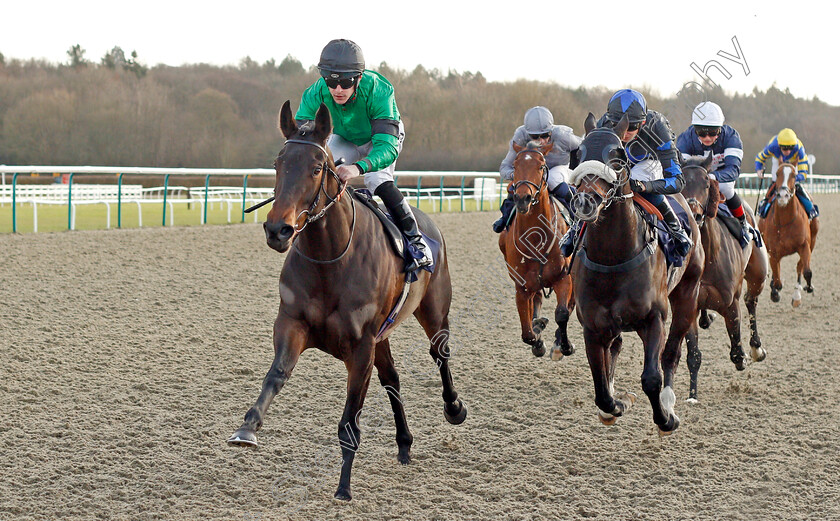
[282, 139, 347, 233]
[512, 148, 549, 206]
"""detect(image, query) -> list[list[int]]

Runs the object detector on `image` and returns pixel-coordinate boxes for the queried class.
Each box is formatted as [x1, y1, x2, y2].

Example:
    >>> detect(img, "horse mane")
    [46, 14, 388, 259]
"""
[706, 177, 721, 218]
[569, 160, 619, 186]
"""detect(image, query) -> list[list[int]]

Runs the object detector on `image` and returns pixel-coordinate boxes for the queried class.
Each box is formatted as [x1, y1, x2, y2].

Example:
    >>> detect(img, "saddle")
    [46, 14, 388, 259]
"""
[632, 194, 691, 268]
[716, 204, 763, 248]
[351, 188, 405, 258]
[351, 188, 439, 277]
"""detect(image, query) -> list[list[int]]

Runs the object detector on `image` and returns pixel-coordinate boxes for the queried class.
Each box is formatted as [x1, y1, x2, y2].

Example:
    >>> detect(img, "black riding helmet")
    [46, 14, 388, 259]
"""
[606, 89, 647, 124]
[318, 39, 365, 79]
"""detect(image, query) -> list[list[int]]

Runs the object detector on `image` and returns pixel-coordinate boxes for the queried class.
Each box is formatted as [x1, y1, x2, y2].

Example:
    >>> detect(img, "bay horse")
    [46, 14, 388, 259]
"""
[758, 163, 819, 307]
[568, 113, 704, 434]
[681, 156, 768, 401]
[498, 141, 575, 360]
[228, 101, 467, 501]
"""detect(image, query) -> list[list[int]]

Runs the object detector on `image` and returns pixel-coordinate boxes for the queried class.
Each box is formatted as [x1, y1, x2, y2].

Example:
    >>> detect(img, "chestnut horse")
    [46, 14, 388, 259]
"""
[758, 163, 819, 307]
[568, 113, 704, 434]
[228, 101, 467, 501]
[498, 141, 575, 360]
[681, 156, 768, 401]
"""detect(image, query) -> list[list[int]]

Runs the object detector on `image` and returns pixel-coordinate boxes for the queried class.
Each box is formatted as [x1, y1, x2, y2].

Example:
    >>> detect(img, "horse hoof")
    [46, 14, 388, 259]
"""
[791, 298, 801, 308]
[805, 286, 814, 294]
[658, 414, 680, 436]
[685, 397, 699, 404]
[397, 448, 411, 465]
[531, 340, 546, 357]
[598, 411, 618, 426]
[733, 358, 745, 371]
[334, 487, 352, 501]
[561, 342, 575, 357]
[532, 317, 549, 335]
[227, 428, 258, 448]
[444, 399, 468, 425]
[698, 312, 716, 329]
[770, 291, 780, 303]
[549, 344, 564, 361]
[616, 391, 638, 409]
[751, 347, 767, 363]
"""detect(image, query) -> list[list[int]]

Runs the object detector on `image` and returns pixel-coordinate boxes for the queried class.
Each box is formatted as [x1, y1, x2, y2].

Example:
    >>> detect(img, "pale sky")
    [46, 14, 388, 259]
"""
[2, 0, 836, 105]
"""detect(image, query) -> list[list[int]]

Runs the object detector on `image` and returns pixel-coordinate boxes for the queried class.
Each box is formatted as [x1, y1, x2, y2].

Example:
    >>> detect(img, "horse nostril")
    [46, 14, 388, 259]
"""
[264, 222, 294, 241]
[278, 224, 294, 240]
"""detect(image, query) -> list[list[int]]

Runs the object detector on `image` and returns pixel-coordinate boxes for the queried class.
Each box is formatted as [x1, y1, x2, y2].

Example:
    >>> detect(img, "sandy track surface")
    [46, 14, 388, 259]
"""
[1, 194, 838, 521]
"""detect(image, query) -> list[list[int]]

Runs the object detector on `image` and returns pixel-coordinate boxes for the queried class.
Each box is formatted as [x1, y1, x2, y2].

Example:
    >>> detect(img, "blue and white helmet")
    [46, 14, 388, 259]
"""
[607, 89, 647, 124]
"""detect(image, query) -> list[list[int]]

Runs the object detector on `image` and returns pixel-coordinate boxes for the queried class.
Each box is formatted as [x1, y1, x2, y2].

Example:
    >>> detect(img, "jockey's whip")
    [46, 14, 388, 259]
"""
[754, 174, 765, 210]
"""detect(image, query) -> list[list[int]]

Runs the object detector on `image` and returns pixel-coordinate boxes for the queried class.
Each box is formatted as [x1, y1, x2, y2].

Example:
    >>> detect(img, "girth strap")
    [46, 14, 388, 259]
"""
[578, 238, 657, 273]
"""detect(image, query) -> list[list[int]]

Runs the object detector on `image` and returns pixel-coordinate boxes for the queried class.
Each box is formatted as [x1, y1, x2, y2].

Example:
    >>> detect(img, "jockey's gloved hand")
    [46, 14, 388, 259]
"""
[795, 173, 805, 183]
[629, 179, 651, 193]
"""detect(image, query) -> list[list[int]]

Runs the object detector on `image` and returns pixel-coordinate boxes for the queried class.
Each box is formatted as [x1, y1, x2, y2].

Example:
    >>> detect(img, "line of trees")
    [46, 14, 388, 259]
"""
[1, 45, 838, 174]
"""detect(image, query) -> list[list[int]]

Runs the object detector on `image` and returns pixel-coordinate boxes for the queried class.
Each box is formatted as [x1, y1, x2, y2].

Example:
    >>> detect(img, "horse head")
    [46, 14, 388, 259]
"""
[264, 100, 339, 253]
[682, 154, 720, 227]
[567, 112, 631, 222]
[774, 163, 797, 207]
[511, 141, 552, 215]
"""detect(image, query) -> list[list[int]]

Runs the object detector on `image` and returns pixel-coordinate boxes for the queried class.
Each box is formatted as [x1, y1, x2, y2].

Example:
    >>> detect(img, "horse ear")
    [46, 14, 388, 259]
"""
[278, 100, 297, 139]
[314, 103, 332, 142]
[512, 142, 524, 153]
[706, 177, 721, 218]
[613, 113, 630, 138]
[701, 153, 714, 171]
[540, 141, 555, 155]
[584, 112, 596, 135]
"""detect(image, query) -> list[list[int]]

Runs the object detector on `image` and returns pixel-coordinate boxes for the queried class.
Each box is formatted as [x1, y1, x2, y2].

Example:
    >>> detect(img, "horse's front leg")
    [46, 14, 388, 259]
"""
[769, 254, 783, 303]
[685, 320, 702, 403]
[335, 341, 376, 501]
[228, 315, 307, 447]
[637, 312, 672, 431]
[584, 326, 632, 425]
[515, 288, 544, 357]
[549, 276, 575, 360]
[721, 299, 746, 370]
[794, 244, 813, 305]
[745, 247, 767, 362]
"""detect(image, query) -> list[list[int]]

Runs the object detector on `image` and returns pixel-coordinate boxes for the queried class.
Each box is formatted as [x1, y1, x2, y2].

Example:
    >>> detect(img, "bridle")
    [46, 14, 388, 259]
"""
[573, 167, 632, 222]
[512, 147, 549, 207]
[282, 139, 348, 233]
[278, 138, 357, 264]
[684, 163, 711, 228]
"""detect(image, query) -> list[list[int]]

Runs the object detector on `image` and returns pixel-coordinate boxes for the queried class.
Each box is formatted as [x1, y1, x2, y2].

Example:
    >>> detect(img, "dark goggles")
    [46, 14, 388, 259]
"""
[529, 132, 551, 140]
[626, 122, 643, 132]
[695, 126, 721, 138]
[780, 145, 796, 151]
[324, 76, 358, 89]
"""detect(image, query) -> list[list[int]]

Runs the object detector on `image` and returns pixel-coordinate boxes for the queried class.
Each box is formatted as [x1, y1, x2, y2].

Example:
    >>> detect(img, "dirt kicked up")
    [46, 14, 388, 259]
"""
[1, 194, 839, 521]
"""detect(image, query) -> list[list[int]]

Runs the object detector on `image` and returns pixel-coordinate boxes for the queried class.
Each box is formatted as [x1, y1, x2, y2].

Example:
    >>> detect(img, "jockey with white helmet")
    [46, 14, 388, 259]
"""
[676, 101, 751, 240]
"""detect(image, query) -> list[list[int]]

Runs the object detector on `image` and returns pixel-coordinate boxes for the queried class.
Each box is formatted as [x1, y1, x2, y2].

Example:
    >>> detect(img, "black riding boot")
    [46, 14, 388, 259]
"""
[559, 219, 583, 257]
[493, 193, 515, 233]
[549, 183, 576, 218]
[725, 194, 751, 244]
[655, 198, 692, 258]
[794, 183, 819, 219]
[376, 182, 433, 272]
